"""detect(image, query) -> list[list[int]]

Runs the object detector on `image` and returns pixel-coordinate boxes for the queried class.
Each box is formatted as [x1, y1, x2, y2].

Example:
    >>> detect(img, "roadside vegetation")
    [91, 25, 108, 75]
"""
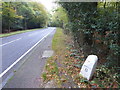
[42, 28, 119, 88]
[1, 1, 48, 33]
[0, 28, 43, 37]
[42, 28, 66, 87]
[0, 28, 44, 37]
[1, 1, 119, 88]
[49, 7, 68, 28]
[42, 2, 120, 88]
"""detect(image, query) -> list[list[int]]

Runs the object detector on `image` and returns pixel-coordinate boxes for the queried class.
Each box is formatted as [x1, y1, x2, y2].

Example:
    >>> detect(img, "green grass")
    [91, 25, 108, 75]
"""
[42, 28, 65, 87]
[52, 28, 65, 52]
[0, 28, 45, 38]
[42, 72, 47, 81]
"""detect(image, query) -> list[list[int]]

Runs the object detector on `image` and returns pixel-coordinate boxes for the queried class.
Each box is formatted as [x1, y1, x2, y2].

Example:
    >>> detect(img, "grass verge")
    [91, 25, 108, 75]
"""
[0, 28, 44, 38]
[42, 28, 119, 88]
[42, 28, 86, 88]
[42, 28, 65, 87]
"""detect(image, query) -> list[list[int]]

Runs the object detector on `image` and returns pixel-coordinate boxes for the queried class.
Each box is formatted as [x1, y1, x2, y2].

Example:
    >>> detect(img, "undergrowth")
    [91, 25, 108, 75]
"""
[42, 28, 119, 88]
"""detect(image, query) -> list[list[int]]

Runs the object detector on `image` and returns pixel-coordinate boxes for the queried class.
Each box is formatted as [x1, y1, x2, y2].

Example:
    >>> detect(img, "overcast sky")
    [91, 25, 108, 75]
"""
[32, 0, 58, 13]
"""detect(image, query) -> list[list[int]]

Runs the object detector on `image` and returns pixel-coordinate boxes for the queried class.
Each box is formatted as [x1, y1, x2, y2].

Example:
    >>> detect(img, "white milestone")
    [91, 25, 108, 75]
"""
[80, 55, 98, 80]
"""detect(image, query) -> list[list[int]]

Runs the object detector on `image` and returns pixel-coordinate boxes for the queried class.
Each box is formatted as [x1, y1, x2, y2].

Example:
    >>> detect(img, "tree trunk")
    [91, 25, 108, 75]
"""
[8, 20, 10, 33]
[8, 2, 10, 33]
[104, 1, 106, 9]
[24, 19, 27, 30]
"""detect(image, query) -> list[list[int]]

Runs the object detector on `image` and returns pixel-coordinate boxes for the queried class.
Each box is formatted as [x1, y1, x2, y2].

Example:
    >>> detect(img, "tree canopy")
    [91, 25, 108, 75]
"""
[51, 2, 120, 87]
[49, 6, 68, 28]
[2, 2, 48, 33]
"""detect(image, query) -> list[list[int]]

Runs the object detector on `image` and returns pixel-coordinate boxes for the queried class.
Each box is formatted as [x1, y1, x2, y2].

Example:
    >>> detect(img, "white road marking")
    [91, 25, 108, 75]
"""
[0, 30, 54, 78]
[0, 38, 22, 47]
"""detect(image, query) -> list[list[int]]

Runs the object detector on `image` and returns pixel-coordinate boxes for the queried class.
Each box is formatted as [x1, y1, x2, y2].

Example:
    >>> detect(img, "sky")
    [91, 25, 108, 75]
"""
[32, 0, 58, 13]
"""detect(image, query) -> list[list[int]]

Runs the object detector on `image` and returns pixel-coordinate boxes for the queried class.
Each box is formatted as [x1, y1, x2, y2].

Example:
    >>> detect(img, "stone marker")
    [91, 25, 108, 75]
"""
[80, 55, 98, 80]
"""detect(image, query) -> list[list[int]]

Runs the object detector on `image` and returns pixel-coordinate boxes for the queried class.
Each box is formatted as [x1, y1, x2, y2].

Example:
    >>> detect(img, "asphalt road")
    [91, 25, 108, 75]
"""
[3, 28, 56, 88]
[1, 27, 55, 73]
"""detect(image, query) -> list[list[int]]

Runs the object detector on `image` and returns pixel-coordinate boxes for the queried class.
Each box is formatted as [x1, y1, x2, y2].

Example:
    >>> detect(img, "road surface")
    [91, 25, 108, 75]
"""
[3, 27, 56, 88]
[1, 27, 55, 74]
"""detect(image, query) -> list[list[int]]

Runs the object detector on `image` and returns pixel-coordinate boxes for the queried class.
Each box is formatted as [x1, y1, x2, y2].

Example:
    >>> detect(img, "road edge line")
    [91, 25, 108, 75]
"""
[0, 30, 54, 78]
[0, 38, 22, 47]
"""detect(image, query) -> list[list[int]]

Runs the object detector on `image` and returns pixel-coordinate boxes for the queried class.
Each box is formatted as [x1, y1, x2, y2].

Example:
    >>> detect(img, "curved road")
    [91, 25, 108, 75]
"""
[1, 27, 55, 73]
